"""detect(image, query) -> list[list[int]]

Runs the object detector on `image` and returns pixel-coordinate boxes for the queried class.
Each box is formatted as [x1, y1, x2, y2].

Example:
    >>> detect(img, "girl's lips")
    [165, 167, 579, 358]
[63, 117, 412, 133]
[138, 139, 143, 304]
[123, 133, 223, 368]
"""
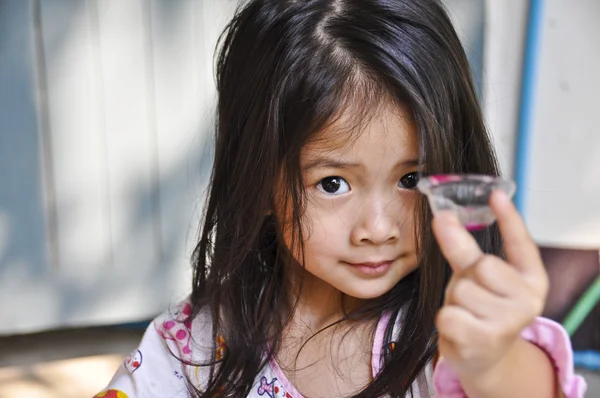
[346, 261, 393, 276]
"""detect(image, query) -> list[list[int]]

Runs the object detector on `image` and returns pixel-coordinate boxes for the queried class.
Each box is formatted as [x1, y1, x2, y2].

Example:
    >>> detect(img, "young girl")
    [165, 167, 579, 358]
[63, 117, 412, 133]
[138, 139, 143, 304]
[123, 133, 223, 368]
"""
[96, 0, 586, 397]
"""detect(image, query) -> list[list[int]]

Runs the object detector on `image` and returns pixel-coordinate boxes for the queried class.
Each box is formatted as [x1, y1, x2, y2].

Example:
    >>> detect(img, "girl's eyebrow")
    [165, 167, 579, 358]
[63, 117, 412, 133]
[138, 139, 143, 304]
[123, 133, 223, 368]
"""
[302, 157, 361, 171]
[399, 158, 421, 167]
[302, 156, 421, 171]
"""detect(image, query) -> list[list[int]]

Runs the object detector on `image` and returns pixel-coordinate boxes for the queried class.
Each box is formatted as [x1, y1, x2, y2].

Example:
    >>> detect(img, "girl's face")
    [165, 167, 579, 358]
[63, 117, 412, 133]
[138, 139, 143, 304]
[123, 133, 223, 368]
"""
[279, 102, 420, 301]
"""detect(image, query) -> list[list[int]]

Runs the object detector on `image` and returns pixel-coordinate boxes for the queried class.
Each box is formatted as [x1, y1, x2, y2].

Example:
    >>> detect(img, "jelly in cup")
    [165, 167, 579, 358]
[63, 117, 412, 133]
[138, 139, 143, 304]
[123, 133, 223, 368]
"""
[417, 174, 516, 231]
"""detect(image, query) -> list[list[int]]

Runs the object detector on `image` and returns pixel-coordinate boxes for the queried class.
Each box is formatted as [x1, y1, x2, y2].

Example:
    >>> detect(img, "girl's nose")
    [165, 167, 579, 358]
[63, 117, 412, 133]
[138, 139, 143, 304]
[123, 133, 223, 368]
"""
[350, 194, 401, 246]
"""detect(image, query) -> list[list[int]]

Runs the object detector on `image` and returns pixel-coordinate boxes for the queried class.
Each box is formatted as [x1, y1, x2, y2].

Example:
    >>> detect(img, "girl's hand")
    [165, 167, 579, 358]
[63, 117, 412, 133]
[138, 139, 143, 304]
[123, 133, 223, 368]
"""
[432, 190, 549, 376]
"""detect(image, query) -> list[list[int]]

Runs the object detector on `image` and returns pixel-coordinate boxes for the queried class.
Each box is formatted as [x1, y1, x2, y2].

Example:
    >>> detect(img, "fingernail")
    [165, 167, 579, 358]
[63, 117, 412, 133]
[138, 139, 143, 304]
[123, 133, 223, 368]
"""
[434, 211, 460, 230]
[493, 189, 510, 205]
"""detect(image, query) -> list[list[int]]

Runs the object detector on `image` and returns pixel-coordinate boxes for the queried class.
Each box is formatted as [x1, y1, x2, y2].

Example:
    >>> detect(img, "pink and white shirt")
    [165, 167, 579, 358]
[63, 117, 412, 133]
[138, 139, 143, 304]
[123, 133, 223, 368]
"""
[95, 299, 586, 398]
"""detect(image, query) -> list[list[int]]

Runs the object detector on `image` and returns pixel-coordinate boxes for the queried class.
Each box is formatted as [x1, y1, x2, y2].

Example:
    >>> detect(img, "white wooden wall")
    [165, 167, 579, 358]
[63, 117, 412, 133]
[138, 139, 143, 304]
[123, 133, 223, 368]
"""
[483, 1, 600, 249]
[524, 0, 600, 249]
[482, 0, 529, 179]
[0, 0, 238, 335]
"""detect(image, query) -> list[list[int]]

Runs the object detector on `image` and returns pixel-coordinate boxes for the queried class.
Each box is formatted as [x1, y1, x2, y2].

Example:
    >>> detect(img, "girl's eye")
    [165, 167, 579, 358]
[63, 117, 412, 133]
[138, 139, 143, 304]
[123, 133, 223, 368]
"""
[398, 172, 419, 189]
[317, 176, 350, 195]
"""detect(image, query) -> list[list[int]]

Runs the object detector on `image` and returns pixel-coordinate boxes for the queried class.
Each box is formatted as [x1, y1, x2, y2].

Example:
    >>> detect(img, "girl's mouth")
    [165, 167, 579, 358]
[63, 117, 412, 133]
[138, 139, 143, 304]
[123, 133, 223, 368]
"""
[345, 260, 393, 276]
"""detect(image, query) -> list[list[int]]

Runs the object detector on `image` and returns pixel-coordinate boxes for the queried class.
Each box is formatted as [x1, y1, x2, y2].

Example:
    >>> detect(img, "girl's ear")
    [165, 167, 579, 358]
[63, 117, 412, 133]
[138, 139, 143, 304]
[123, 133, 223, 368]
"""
[267, 192, 278, 217]
[265, 198, 273, 217]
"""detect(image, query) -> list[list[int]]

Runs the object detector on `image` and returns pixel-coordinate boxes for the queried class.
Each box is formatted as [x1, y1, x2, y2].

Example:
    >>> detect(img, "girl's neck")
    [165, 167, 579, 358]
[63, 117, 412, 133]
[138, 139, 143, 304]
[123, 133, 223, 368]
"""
[277, 266, 378, 398]
[288, 262, 370, 331]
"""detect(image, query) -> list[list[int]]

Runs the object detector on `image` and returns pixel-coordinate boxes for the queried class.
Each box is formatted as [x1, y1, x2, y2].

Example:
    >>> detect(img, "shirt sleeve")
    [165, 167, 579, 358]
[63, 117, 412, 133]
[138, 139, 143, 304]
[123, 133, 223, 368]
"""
[432, 316, 588, 398]
[94, 300, 199, 398]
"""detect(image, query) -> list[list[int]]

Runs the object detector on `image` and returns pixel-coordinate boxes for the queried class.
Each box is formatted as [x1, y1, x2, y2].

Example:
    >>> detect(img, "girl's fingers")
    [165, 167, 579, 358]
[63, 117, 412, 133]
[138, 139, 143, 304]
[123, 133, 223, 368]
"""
[489, 190, 544, 277]
[432, 211, 483, 273]
[465, 255, 526, 298]
[433, 192, 549, 305]
[443, 254, 542, 328]
[444, 276, 504, 320]
[436, 305, 481, 349]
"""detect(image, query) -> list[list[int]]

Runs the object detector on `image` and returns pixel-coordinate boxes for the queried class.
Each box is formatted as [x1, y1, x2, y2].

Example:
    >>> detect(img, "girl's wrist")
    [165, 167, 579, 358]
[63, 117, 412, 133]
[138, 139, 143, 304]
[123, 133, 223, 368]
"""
[456, 337, 550, 398]
[434, 317, 588, 398]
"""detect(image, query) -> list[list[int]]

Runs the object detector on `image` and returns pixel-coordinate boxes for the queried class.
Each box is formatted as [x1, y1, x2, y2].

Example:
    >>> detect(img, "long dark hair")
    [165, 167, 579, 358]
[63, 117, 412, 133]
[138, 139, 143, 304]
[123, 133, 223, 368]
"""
[188, 0, 503, 396]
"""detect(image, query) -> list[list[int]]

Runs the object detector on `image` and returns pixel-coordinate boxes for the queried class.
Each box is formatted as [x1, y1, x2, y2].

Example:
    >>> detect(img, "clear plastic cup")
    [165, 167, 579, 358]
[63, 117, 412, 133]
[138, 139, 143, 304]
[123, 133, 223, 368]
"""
[417, 174, 516, 231]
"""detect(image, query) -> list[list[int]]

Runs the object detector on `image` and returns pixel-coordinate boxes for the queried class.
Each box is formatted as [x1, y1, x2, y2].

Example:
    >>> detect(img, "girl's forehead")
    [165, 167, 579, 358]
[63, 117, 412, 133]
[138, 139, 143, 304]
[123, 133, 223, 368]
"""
[304, 101, 418, 154]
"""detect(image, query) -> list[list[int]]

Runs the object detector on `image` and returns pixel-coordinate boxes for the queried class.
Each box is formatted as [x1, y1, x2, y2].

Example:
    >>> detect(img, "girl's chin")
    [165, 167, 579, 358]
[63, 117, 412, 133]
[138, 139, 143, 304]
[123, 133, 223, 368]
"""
[340, 281, 398, 300]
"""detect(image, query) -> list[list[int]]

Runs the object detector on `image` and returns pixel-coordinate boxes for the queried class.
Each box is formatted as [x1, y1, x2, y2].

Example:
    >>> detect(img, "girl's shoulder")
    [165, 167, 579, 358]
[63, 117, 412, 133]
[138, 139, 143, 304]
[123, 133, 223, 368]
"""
[94, 297, 222, 397]
[153, 297, 220, 362]
[152, 297, 227, 386]
[147, 299, 290, 397]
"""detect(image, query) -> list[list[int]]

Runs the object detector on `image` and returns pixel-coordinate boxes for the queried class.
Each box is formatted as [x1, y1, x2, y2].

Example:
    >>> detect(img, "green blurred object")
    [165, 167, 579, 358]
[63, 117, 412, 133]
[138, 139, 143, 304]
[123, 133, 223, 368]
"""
[563, 275, 600, 337]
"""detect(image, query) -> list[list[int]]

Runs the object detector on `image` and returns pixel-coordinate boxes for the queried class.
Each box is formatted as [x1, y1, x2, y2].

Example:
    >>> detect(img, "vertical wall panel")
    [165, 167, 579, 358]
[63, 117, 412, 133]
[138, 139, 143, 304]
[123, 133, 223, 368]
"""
[526, 0, 600, 248]
[0, 0, 50, 328]
[482, 0, 529, 179]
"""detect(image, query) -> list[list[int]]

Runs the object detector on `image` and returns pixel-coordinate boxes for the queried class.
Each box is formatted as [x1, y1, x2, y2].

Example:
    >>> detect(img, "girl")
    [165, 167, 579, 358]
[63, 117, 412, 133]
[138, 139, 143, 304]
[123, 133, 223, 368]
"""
[96, 0, 586, 397]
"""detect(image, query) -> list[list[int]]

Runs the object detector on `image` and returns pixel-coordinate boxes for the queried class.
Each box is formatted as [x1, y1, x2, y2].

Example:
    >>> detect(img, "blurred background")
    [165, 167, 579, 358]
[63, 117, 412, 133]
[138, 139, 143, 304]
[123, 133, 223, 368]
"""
[0, 0, 598, 396]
